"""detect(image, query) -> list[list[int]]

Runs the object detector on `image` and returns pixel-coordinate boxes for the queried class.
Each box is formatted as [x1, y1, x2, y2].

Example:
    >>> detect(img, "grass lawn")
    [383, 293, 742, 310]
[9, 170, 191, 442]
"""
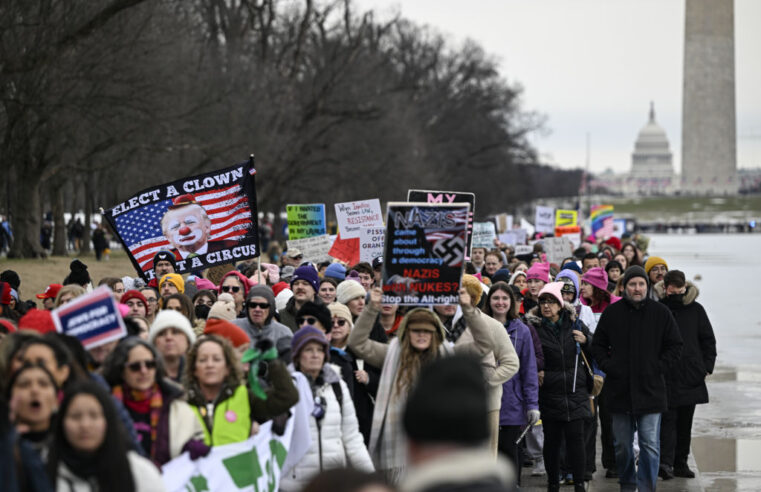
[605, 195, 761, 220]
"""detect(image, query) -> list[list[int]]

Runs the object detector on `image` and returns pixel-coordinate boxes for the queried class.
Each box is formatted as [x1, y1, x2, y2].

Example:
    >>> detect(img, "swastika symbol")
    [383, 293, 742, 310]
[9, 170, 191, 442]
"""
[432, 236, 466, 266]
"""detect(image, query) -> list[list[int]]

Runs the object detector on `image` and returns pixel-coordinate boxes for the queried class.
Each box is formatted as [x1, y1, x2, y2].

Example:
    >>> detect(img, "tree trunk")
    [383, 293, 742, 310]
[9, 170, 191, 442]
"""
[8, 169, 45, 258]
[52, 184, 68, 256]
[80, 172, 93, 254]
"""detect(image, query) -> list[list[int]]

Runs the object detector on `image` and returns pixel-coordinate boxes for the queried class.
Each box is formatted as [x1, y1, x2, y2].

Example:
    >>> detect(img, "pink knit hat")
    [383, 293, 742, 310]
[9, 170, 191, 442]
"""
[581, 267, 608, 291]
[526, 262, 550, 284]
[538, 282, 565, 306]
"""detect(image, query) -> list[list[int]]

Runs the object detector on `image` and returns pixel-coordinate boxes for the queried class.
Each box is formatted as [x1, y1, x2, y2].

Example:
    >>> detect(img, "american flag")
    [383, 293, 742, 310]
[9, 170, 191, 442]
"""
[113, 185, 252, 271]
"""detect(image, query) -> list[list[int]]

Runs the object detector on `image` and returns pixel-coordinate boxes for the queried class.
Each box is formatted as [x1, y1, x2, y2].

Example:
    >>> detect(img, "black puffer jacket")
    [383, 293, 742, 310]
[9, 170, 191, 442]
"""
[591, 294, 683, 414]
[526, 304, 593, 422]
[655, 282, 717, 407]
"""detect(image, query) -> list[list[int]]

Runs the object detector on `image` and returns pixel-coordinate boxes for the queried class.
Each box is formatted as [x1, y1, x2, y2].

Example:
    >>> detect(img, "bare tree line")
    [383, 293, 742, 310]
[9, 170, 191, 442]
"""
[1, 0, 581, 258]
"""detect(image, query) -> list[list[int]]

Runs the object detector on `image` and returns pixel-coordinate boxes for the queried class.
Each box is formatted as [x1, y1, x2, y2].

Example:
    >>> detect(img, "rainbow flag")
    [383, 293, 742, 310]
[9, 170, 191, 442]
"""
[590, 204, 614, 239]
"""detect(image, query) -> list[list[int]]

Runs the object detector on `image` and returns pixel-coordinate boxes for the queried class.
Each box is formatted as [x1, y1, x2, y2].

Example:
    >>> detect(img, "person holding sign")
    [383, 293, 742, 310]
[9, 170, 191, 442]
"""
[347, 286, 494, 483]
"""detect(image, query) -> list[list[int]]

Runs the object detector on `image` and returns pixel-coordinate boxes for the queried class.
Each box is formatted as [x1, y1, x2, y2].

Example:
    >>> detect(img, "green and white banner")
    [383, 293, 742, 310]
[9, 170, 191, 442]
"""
[162, 420, 293, 492]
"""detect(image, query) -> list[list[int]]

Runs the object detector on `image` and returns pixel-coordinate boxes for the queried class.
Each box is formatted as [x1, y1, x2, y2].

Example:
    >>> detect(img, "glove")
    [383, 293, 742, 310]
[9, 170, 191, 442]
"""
[527, 409, 541, 425]
[183, 439, 211, 460]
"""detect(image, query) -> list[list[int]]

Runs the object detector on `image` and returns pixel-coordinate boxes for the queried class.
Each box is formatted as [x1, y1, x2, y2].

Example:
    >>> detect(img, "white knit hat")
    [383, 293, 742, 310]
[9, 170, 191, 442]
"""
[207, 293, 237, 321]
[149, 310, 196, 345]
[275, 288, 293, 312]
[336, 280, 366, 305]
[328, 302, 353, 325]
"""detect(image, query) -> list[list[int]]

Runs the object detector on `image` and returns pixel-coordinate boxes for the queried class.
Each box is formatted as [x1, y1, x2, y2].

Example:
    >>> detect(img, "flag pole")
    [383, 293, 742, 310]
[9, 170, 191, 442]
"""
[250, 153, 264, 286]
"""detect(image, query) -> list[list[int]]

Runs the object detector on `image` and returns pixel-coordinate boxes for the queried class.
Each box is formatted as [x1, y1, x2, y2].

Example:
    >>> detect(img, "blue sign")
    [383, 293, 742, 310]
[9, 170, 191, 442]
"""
[53, 286, 126, 348]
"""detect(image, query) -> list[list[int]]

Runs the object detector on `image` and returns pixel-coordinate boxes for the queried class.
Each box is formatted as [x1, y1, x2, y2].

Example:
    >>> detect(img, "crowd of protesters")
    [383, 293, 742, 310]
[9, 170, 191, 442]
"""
[0, 230, 716, 492]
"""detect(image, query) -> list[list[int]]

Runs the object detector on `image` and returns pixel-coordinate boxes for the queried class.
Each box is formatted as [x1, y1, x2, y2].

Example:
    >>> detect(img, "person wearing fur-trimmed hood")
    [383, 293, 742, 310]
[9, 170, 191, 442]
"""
[347, 286, 494, 483]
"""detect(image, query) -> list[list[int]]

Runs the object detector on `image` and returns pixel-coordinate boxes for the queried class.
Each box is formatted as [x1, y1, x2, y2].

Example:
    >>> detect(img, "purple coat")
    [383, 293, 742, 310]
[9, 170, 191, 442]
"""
[499, 319, 540, 426]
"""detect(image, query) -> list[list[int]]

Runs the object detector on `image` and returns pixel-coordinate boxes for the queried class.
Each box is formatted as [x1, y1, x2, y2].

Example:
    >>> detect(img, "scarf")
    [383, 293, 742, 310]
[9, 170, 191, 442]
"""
[61, 447, 99, 479]
[112, 383, 163, 460]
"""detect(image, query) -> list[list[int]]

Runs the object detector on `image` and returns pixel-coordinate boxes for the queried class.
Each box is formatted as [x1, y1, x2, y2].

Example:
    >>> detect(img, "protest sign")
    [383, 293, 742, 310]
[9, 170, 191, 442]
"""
[52, 286, 126, 349]
[471, 221, 497, 250]
[334, 199, 383, 239]
[513, 228, 528, 245]
[286, 235, 333, 264]
[382, 202, 469, 305]
[328, 233, 360, 265]
[498, 231, 518, 246]
[286, 204, 326, 239]
[514, 244, 534, 256]
[520, 218, 535, 238]
[613, 218, 628, 238]
[495, 213, 513, 233]
[534, 205, 555, 234]
[359, 226, 385, 264]
[543, 237, 573, 265]
[555, 209, 578, 228]
[407, 189, 475, 255]
[591, 204, 615, 239]
[555, 226, 582, 249]
[162, 420, 292, 492]
[105, 160, 260, 280]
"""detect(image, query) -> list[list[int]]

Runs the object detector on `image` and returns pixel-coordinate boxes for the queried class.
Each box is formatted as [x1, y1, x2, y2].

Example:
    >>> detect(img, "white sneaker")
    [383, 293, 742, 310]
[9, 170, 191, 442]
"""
[531, 459, 546, 476]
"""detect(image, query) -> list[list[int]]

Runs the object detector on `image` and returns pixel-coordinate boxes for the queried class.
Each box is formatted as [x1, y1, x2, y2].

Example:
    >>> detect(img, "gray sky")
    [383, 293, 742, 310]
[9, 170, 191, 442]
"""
[355, 0, 761, 174]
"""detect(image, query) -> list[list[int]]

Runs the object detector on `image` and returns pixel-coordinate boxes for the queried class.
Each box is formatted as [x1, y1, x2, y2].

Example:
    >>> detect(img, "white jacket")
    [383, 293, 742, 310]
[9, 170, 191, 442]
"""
[56, 451, 166, 492]
[168, 398, 204, 459]
[280, 365, 374, 491]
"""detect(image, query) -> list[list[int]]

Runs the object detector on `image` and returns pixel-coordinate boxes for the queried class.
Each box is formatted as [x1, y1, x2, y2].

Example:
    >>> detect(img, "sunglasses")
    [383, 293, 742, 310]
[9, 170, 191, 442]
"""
[221, 285, 241, 293]
[332, 318, 347, 327]
[297, 316, 318, 326]
[126, 360, 156, 372]
[247, 301, 270, 310]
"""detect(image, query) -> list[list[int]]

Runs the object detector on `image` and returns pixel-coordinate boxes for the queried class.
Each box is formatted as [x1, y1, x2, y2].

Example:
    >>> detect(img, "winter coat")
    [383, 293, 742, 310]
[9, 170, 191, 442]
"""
[279, 295, 325, 333]
[56, 451, 165, 492]
[280, 364, 374, 492]
[655, 282, 717, 407]
[329, 345, 380, 445]
[455, 310, 520, 413]
[556, 270, 597, 332]
[526, 322, 545, 371]
[499, 319, 539, 426]
[526, 303, 593, 422]
[400, 448, 514, 492]
[233, 286, 294, 361]
[591, 294, 683, 414]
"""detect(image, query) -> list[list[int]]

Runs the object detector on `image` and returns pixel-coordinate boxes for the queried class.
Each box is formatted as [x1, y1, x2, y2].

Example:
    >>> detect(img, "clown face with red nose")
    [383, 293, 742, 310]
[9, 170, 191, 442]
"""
[161, 194, 212, 258]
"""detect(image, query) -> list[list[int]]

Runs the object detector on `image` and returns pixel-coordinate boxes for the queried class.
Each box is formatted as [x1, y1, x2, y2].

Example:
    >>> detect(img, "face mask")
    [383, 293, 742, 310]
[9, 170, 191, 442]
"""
[195, 304, 210, 320]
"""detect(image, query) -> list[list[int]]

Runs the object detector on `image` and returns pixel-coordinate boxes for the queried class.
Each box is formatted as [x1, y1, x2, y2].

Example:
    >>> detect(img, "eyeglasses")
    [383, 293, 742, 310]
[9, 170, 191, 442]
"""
[538, 298, 558, 306]
[247, 301, 270, 310]
[126, 360, 156, 372]
[144, 297, 158, 304]
[297, 316, 318, 326]
[332, 318, 347, 327]
[221, 285, 241, 293]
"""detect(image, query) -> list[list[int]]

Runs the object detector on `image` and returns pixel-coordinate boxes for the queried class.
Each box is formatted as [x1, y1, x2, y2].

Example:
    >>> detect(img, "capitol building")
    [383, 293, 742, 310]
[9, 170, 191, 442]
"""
[591, 103, 679, 196]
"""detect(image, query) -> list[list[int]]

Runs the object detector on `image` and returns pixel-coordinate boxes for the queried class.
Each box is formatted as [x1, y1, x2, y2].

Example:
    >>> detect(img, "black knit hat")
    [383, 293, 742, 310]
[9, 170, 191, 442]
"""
[296, 301, 332, 334]
[403, 354, 488, 445]
[64, 259, 90, 287]
[0, 270, 20, 291]
[153, 250, 177, 271]
[623, 265, 648, 287]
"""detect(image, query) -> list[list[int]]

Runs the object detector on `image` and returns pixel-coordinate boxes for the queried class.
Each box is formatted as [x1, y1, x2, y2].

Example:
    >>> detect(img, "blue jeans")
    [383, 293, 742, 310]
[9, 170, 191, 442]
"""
[611, 413, 661, 492]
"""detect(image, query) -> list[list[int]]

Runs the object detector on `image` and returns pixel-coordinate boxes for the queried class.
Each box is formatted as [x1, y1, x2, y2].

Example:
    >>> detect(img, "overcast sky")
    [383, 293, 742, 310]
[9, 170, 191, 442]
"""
[354, 0, 761, 174]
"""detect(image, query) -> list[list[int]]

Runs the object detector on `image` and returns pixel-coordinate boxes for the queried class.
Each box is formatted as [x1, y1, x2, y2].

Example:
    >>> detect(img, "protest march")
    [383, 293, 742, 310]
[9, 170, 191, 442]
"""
[0, 162, 718, 492]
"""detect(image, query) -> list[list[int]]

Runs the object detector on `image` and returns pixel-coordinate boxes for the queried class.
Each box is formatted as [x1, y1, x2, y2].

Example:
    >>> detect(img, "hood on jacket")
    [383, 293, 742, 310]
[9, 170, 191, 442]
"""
[246, 285, 276, 324]
[396, 307, 447, 343]
[525, 301, 578, 327]
[556, 270, 580, 303]
[653, 280, 700, 305]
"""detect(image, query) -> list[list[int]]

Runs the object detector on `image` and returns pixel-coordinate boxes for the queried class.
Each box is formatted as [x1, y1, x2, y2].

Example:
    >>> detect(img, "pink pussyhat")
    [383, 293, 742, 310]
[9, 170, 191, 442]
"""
[581, 267, 608, 291]
[526, 262, 550, 284]
[538, 282, 565, 305]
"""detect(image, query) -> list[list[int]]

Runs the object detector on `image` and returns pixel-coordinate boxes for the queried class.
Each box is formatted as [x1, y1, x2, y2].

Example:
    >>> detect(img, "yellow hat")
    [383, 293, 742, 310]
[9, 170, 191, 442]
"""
[644, 256, 668, 275]
[159, 273, 185, 294]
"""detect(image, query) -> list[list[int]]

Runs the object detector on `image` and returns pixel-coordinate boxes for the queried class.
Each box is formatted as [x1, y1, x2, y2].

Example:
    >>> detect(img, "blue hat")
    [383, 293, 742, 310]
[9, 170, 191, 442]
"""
[560, 261, 582, 275]
[324, 263, 346, 281]
[291, 265, 320, 293]
[491, 268, 512, 285]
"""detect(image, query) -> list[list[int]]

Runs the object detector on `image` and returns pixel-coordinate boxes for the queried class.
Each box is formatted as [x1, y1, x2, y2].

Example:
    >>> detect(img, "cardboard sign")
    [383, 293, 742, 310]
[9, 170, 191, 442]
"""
[513, 228, 528, 245]
[328, 233, 360, 265]
[555, 209, 578, 228]
[286, 235, 333, 264]
[382, 202, 469, 305]
[534, 205, 555, 234]
[499, 231, 518, 247]
[408, 189, 475, 255]
[104, 160, 260, 280]
[53, 286, 126, 349]
[543, 237, 573, 265]
[514, 244, 534, 256]
[286, 204, 327, 239]
[495, 213, 514, 234]
[471, 221, 497, 250]
[359, 226, 385, 264]
[334, 199, 383, 239]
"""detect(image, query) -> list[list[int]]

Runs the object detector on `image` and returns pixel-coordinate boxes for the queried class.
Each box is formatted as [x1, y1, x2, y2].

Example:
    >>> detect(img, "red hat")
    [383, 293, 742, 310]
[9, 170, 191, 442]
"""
[168, 194, 198, 209]
[604, 237, 622, 252]
[0, 281, 12, 306]
[218, 271, 250, 297]
[204, 318, 250, 348]
[36, 283, 63, 300]
[271, 281, 290, 298]
[120, 290, 148, 308]
[18, 309, 57, 334]
[0, 319, 16, 334]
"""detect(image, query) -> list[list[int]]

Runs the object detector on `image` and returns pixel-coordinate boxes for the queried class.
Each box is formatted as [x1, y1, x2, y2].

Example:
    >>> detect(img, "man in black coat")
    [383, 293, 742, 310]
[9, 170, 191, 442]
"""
[655, 270, 716, 479]
[591, 266, 683, 492]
